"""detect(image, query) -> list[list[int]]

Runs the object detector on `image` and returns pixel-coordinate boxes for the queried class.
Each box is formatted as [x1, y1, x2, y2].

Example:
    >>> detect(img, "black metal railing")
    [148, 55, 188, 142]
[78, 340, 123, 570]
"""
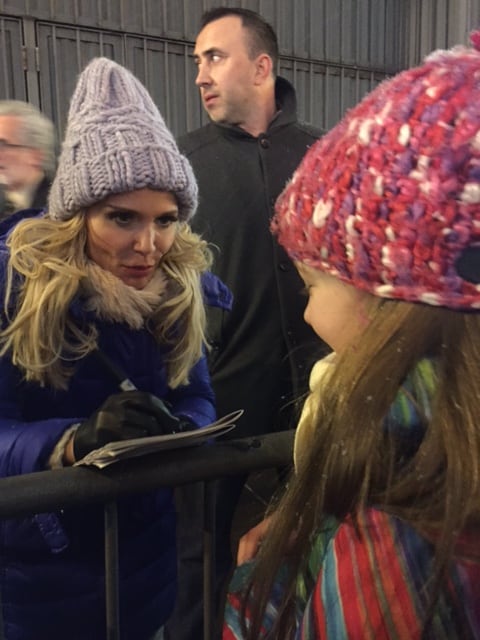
[0, 430, 295, 640]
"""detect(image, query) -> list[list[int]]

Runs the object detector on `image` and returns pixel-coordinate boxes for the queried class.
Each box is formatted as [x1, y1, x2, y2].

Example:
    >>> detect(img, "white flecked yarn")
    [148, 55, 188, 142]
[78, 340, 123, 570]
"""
[48, 57, 197, 221]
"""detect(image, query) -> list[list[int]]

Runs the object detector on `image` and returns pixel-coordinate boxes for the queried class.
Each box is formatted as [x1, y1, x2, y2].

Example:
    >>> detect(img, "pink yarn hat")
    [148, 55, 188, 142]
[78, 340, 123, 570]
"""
[272, 32, 480, 310]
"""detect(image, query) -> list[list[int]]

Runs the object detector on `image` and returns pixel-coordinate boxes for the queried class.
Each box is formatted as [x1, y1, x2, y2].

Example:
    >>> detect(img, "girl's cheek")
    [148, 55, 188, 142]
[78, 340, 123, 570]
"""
[303, 300, 314, 328]
[356, 300, 373, 328]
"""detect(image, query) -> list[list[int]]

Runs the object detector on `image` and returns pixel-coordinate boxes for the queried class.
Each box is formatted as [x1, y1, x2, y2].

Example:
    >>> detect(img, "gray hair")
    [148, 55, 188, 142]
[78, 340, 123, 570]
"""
[0, 100, 56, 178]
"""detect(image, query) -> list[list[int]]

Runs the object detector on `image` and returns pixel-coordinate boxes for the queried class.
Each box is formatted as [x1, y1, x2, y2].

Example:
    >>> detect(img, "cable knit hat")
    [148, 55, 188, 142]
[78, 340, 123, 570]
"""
[48, 57, 197, 221]
[273, 32, 480, 310]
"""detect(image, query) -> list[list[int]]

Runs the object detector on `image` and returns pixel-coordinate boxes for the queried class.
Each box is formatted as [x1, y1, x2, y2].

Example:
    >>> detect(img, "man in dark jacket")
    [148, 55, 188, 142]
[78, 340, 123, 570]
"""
[167, 8, 325, 639]
[0, 100, 55, 217]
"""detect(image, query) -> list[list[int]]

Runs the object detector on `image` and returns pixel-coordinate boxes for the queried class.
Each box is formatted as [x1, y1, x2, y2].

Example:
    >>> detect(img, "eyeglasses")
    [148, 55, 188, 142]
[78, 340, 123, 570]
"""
[0, 138, 31, 151]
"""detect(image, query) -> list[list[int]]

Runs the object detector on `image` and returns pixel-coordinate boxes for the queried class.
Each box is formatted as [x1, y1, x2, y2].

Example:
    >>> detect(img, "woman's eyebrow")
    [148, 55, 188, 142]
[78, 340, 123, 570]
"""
[156, 209, 179, 216]
[103, 205, 179, 217]
[103, 204, 134, 213]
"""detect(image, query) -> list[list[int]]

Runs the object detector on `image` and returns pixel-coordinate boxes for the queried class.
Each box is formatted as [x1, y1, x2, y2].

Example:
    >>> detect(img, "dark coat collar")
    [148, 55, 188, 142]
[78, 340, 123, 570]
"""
[213, 76, 298, 140]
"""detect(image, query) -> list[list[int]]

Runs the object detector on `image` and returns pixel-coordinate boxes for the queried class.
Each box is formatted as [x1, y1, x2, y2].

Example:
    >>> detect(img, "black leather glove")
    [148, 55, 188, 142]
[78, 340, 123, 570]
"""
[73, 390, 192, 461]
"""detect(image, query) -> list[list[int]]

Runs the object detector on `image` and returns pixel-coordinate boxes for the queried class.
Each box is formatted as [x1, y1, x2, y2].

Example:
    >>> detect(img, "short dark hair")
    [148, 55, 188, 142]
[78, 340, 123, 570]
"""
[200, 7, 279, 71]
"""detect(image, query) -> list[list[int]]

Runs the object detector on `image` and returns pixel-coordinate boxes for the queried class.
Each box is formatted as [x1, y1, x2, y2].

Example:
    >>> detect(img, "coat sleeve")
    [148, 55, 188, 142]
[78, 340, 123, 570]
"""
[0, 355, 80, 477]
[166, 350, 216, 427]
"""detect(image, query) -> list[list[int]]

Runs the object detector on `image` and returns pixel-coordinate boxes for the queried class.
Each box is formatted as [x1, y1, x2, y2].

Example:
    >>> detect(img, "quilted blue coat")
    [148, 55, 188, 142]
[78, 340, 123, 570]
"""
[0, 210, 232, 640]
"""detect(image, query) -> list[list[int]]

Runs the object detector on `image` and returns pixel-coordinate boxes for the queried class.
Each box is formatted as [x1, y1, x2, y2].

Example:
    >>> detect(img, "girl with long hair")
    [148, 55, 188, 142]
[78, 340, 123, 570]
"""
[224, 33, 480, 640]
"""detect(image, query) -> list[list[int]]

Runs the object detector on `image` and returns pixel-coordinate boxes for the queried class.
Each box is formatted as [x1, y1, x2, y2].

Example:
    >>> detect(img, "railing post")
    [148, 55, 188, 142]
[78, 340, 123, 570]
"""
[105, 500, 120, 640]
[203, 479, 216, 640]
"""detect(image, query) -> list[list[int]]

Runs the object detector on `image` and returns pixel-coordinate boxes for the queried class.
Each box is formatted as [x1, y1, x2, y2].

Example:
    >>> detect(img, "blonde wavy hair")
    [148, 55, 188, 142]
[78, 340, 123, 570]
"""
[0, 214, 212, 390]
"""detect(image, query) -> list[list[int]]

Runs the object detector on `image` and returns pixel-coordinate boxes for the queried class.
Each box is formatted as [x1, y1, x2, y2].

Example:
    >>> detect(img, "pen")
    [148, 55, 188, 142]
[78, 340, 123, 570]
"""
[94, 349, 138, 392]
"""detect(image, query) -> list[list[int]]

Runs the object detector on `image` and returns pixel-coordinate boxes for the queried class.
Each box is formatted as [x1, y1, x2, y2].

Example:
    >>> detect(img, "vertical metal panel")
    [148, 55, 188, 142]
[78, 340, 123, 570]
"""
[322, 0, 343, 63]
[307, 0, 327, 62]
[6, 0, 475, 68]
[182, 0, 208, 41]
[0, 17, 25, 100]
[258, 0, 277, 27]
[368, 0, 386, 67]
[406, 0, 477, 67]
[163, 0, 185, 37]
[57, 1, 99, 25]
[275, 0, 294, 56]
[339, 0, 358, 66]
[291, 0, 310, 59]
[383, 0, 406, 70]
[114, 0, 142, 35]
[0, 1, 47, 18]
[183, 42, 207, 131]
[126, 36, 168, 116]
[278, 54, 383, 132]
[469, 0, 480, 29]
[1, 1, 412, 71]
[22, 16, 41, 106]
[36, 23, 124, 137]
[34, 21, 208, 139]
[187, 0, 405, 71]
[312, 63, 328, 131]
[353, 0, 367, 66]
[6, 0, 468, 145]
[128, 37, 201, 137]
[446, 0, 471, 46]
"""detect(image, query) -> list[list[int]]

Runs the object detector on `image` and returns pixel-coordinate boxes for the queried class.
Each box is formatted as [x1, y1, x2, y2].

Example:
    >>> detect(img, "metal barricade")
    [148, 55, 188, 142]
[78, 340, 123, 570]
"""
[0, 431, 295, 639]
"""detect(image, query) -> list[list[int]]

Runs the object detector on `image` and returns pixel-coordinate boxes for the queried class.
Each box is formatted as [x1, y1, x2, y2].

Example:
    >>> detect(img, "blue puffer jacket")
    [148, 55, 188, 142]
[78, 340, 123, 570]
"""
[0, 210, 232, 640]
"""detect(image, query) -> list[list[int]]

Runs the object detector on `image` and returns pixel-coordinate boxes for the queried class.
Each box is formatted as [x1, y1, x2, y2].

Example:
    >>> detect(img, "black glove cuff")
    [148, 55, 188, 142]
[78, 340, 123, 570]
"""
[175, 417, 196, 434]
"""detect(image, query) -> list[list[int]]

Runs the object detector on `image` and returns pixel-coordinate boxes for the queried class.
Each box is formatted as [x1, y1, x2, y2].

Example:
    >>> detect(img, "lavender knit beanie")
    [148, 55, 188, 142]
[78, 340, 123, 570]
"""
[48, 57, 197, 221]
[273, 32, 480, 310]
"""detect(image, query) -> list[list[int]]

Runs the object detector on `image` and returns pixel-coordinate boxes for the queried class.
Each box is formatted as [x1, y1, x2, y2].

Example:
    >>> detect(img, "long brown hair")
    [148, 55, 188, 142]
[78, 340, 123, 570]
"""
[244, 299, 480, 639]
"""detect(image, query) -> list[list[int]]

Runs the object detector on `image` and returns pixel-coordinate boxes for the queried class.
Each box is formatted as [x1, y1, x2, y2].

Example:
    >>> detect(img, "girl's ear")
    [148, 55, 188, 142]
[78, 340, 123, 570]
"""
[254, 53, 274, 85]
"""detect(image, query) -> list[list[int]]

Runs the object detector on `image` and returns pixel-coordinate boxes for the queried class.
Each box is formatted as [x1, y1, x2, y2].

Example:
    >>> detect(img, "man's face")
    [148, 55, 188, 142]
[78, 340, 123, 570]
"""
[194, 16, 260, 127]
[0, 115, 43, 190]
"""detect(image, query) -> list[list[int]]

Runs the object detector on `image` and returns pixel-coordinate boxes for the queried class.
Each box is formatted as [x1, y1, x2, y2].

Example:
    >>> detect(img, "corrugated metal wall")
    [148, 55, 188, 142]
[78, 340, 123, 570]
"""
[406, 0, 480, 66]
[0, 1, 478, 138]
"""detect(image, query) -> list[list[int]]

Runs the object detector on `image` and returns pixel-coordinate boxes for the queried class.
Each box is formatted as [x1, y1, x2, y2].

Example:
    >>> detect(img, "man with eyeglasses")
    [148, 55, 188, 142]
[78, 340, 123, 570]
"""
[0, 100, 56, 218]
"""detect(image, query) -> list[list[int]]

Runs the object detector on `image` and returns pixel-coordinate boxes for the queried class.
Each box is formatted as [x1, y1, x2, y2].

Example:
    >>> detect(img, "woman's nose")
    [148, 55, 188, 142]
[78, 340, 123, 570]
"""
[134, 227, 156, 253]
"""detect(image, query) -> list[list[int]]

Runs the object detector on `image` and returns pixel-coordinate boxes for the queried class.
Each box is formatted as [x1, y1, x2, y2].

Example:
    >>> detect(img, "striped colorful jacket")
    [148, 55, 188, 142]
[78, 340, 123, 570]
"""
[297, 508, 479, 639]
[223, 359, 480, 639]
[223, 508, 480, 639]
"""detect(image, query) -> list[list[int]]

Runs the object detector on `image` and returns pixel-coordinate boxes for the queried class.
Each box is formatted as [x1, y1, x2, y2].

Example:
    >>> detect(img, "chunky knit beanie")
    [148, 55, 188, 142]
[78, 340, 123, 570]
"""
[48, 57, 197, 221]
[273, 32, 480, 310]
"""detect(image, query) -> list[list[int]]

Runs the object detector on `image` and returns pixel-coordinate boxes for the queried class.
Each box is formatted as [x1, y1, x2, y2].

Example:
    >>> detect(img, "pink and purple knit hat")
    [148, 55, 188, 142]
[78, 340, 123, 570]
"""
[272, 31, 480, 310]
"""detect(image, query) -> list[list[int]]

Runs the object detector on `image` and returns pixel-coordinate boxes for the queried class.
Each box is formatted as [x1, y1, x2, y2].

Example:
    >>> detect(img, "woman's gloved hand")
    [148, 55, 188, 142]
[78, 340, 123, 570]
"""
[73, 390, 193, 461]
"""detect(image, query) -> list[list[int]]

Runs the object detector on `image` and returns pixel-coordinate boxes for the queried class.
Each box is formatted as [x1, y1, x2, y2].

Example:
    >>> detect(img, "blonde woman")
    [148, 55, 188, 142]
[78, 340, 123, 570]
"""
[0, 58, 230, 640]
